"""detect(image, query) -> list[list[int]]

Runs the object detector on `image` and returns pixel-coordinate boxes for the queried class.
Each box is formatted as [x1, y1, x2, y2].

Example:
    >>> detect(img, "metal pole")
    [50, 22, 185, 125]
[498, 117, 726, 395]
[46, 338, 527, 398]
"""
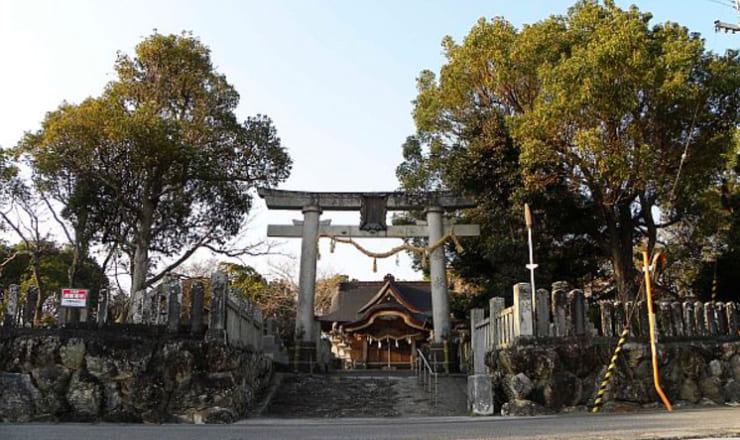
[642, 250, 673, 412]
[525, 204, 538, 314]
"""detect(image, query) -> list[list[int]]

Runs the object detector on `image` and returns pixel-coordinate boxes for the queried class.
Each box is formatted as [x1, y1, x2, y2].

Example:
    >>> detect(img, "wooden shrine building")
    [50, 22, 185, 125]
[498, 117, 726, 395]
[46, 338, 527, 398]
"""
[318, 274, 444, 369]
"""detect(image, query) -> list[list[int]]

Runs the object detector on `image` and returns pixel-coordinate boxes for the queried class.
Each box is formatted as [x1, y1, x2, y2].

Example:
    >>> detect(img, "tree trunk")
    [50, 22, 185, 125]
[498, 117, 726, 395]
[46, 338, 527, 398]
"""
[603, 202, 637, 301]
[127, 200, 154, 322]
[31, 254, 45, 326]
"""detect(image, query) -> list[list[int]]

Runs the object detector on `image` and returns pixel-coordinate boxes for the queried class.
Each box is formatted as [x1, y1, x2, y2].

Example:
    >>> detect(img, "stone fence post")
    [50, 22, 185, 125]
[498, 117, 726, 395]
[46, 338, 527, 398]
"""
[600, 301, 614, 337]
[4, 284, 20, 327]
[489, 297, 505, 347]
[513, 282, 533, 338]
[727, 302, 738, 336]
[552, 288, 567, 337]
[568, 289, 585, 336]
[23, 286, 38, 328]
[470, 308, 486, 375]
[535, 289, 550, 337]
[97, 289, 108, 326]
[165, 277, 181, 333]
[208, 271, 227, 343]
[191, 281, 205, 335]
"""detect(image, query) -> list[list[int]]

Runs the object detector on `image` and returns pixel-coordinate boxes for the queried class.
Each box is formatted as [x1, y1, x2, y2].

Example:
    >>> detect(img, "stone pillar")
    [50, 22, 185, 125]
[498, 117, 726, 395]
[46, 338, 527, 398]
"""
[716, 302, 728, 335]
[468, 374, 494, 415]
[657, 301, 672, 337]
[569, 289, 585, 336]
[4, 284, 20, 328]
[694, 301, 705, 335]
[552, 289, 567, 337]
[426, 206, 450, 342]
[513, 283, 533, 337]
[191, 281, 205, 335]
[671, 301, 684, 337]
[705, 302, 717, 335]
[683, 301, 695, 337]
[131, 289, 145, 324]
[726, 302, 738, 336]
[97, 289, 108, 326]
[535, 289, 550, 337]
[600, 301, 614, 337]
[23, 286, 38, 328]
[470, 308, 486, 375]
[208, 271, 227, 343]
[637, 300, 649, 337]
[167, 278, 181, 333]
[296, 205, 321, 343]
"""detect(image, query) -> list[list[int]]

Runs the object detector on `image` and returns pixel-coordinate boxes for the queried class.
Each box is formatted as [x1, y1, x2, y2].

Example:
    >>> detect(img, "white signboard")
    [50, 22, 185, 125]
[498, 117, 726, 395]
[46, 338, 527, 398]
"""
[61, 288, 89, 308]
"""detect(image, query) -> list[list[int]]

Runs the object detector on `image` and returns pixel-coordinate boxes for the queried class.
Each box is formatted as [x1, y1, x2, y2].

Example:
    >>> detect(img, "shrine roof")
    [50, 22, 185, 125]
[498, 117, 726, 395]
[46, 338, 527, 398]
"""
[316, 275, 436, 324]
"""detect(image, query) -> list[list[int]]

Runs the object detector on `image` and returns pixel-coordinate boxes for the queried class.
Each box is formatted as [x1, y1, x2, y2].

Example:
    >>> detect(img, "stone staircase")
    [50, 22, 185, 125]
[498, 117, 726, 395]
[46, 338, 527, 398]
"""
[257, 371, 469, 418]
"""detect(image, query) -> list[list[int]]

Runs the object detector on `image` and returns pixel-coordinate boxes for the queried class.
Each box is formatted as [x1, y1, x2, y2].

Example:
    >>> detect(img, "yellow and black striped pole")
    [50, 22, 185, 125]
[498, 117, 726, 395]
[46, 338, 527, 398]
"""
[591, 327, 630, 413]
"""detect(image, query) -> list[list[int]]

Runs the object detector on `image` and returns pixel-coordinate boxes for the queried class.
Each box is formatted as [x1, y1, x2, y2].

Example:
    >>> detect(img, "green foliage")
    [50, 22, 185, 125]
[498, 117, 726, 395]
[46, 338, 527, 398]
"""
[19, 31, 292, 296]
[399, 1, 740, 298]
[0, 240, 108, 315]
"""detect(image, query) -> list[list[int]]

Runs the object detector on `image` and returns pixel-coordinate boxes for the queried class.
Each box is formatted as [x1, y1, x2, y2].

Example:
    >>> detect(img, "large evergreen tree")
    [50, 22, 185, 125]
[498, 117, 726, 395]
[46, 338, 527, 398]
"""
[399, 1, 740, 299]
[20, 32, 292, 304]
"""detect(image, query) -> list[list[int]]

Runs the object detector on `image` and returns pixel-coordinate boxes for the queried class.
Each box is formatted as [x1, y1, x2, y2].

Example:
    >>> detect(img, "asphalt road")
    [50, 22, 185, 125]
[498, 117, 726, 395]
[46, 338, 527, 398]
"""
[1, 407, 739, 440]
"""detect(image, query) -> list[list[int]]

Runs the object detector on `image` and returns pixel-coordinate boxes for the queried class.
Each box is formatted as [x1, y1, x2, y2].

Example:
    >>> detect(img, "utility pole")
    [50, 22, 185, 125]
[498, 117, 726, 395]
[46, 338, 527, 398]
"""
[524, 204, 537, 314]
[714, 0, 740, 33]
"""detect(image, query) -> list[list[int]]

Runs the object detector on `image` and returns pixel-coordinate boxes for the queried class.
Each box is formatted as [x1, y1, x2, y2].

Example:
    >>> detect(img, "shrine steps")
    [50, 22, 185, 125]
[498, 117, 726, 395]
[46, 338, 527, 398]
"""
[256, 371, 468, 418]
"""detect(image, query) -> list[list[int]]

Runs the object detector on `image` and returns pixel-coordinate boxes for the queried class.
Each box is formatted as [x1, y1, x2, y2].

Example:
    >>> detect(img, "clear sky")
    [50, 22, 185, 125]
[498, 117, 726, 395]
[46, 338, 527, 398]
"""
[1, 0, 738, 284]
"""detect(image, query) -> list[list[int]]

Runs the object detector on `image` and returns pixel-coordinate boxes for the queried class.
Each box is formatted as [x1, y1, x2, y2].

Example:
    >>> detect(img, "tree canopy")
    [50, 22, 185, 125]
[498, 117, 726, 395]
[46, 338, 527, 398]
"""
[19, 32, 292, 301]
[399, 0, 740, 299]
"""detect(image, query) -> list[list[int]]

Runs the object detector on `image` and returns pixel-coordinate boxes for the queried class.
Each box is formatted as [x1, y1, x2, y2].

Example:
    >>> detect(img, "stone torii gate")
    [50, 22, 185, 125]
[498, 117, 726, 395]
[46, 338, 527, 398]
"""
[258, 189, 480, 368]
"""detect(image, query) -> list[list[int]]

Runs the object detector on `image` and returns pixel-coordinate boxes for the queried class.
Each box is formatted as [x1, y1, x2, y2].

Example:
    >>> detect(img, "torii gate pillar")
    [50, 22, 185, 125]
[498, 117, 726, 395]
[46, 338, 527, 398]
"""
[427, 206, 451, 342]
[297, 205, 321, 343]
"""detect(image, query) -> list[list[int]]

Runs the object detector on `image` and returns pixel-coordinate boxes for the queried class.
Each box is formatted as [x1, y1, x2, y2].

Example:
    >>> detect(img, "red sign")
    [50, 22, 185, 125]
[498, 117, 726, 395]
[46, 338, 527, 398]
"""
[61, 288, 89, 308]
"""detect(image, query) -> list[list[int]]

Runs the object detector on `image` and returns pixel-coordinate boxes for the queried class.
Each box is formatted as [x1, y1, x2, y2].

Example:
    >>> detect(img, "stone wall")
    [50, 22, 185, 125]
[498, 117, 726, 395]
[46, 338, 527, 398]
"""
[0, 328, 272, 423]
[486, 337, 740, 416]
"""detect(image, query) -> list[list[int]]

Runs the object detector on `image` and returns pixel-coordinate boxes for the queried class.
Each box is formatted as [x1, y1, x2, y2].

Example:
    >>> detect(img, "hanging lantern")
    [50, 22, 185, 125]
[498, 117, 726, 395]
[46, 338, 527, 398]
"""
[378, 340, 381, 348]
[395, 339, 399, 348]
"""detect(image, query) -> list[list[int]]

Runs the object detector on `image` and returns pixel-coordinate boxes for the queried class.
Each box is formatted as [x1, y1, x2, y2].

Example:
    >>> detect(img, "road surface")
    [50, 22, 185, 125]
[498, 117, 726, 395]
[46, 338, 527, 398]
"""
[1, 407, 739, 440]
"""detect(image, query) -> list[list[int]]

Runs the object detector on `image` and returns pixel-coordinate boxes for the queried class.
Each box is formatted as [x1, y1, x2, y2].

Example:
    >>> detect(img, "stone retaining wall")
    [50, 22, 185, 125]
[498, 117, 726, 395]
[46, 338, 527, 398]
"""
[486, 337, 740, 415]
[0, 329, 272, 423]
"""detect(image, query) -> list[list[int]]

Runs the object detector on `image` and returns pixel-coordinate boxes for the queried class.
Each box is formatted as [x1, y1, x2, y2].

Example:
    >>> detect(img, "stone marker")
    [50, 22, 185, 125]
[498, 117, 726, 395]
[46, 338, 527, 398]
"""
[4, 284, 20, 327]
[513, 283, 533, 338]
[569, 290, 586, 336]
[552, 289, 567, 337]
[191, 281, 205, 335]
[468, 374, 494, 415]
[208, 271, 227, 343]
[97, 289, 108, 326]
[167, 277, 181, 333]
[535, 288, 550, 337]
[23, 286, 38, 328]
